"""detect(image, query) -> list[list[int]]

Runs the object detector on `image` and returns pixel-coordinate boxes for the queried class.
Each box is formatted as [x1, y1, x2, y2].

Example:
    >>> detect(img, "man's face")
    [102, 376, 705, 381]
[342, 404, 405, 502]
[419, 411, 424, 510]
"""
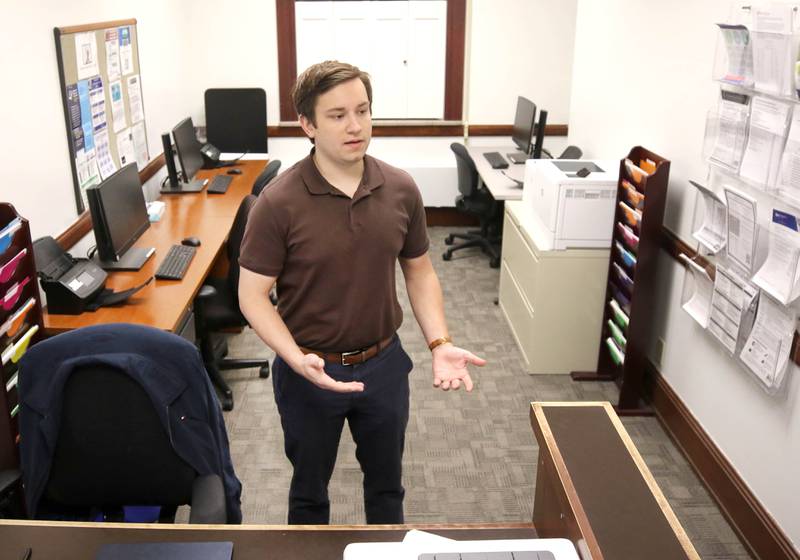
[299, 78, 372, 167]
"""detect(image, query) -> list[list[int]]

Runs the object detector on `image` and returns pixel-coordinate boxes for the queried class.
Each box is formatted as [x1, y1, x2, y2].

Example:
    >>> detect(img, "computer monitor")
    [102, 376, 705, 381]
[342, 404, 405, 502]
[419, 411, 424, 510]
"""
[172, 117, 205, 183]
[87, 163, 154, 271]
[531, 109, 549, 160]
[511, 96, 537, 154]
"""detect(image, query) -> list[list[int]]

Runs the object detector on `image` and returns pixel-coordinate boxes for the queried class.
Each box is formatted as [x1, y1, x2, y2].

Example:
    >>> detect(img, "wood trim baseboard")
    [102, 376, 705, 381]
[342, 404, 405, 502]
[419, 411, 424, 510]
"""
[425, 207, 477, 227]
[649, 365, 799, 560]
[469, 124, 568, 137]
[56, 155, 167, 250]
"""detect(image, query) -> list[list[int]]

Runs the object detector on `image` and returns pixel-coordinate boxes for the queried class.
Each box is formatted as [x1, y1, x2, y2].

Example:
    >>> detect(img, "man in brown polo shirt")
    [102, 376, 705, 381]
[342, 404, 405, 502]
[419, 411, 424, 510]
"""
[238, 60, 485, 524]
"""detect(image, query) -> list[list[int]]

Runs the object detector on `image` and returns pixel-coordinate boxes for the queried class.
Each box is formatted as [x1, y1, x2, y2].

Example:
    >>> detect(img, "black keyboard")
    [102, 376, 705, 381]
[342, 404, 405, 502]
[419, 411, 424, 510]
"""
[483, 151, 509, 169]
[155, 244, 196, 280]
[207, 174, 233, 194]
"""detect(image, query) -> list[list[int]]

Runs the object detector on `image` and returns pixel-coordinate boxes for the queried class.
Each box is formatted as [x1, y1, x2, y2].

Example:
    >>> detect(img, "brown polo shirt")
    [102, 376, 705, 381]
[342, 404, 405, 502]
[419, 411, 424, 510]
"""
[239, 152, 430, 352]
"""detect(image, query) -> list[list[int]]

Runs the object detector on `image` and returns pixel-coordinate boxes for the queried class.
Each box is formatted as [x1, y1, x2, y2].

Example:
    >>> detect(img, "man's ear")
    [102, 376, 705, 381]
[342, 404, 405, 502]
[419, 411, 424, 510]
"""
[298, 114, 316, 140]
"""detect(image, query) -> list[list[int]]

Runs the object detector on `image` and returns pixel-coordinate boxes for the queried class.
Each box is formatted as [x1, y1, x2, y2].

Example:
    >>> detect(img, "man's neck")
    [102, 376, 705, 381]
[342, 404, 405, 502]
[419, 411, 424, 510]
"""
[312, 151, 364, 198]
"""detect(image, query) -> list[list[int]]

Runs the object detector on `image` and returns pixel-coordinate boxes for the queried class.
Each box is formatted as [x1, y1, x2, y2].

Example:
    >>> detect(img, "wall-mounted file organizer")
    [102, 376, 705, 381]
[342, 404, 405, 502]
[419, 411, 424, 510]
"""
[0, 203, 44, 483]
[571, 146, 670, 413]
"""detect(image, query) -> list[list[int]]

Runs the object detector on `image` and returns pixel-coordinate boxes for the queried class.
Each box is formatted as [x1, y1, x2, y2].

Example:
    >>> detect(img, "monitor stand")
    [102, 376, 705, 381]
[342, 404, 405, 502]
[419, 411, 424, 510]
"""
[160, 179, 206, 194]
[93, 246, 155, 271]
[507, 152, 528, 164]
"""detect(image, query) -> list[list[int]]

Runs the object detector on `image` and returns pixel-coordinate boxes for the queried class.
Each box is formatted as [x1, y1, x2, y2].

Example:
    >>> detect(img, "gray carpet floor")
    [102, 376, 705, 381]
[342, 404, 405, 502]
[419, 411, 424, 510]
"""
[216, 227, 751, 559]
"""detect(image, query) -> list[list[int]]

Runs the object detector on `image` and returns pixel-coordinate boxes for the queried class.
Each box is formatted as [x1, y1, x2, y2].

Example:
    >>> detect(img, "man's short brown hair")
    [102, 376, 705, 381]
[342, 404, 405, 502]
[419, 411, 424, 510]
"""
[291, 60, 372, 125]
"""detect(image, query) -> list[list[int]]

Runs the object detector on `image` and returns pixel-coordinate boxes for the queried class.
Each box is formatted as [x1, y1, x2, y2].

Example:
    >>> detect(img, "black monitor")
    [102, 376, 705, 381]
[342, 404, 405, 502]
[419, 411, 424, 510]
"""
[511, 96, 537, 154]
[87, 163, 154, 271]
[531, 109, 548, 160]
[172, 117, 205, 183]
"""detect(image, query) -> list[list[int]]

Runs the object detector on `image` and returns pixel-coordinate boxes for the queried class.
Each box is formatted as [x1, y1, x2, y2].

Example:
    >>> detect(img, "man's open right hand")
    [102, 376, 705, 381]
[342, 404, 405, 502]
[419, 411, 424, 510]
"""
[297, 353, 365, 393]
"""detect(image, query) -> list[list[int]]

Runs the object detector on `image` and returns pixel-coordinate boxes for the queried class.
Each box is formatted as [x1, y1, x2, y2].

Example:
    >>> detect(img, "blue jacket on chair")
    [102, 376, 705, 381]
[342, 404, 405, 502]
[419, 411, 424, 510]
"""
[17, 323, 243, 523]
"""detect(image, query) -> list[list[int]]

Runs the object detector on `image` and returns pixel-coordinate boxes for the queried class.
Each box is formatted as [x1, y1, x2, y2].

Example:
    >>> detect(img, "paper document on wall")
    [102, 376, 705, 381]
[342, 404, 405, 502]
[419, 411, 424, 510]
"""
[127, 74, 144, 124]
[739, 96, 792, 188]
[74, 32, 99, 80]
[724, 188, 758, 272]
[716, 24, 753, 85]
[104, 29, 121, 81]
[680, 254, 714, 328]
[752, 209, 800, 304]
[690, 180, 727, 253]
[751, 5, 796, 96]
[739, 292, 794, 389]
[708, 265, 758, 353]
[778, 106, 800, 204]
[710, 90, 750, 169]
[94, 129, 117, 180]
[131, 122, 149, 170]
[110, 80, 126, 133]
[116, 127, 136, 168]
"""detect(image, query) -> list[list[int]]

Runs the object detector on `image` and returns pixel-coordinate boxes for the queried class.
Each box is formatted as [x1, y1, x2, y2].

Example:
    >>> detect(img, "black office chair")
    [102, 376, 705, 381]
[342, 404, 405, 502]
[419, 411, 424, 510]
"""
[251, 160, 281, 196]
[37, 365, 226, 523]
[443, 143, 502, 268]
[194, 195, 269, 412]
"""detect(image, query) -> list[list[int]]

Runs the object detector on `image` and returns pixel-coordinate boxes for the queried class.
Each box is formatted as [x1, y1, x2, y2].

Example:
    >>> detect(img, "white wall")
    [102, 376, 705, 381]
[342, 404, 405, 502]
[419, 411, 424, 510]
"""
[467, 0, 577, 124]
[568, 0, 799, 548]
[0, 0, 196, 240]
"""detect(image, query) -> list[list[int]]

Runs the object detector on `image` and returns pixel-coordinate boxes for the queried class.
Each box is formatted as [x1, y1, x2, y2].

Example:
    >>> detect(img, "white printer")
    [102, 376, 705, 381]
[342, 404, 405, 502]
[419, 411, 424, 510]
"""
[522, 159, 619, 250]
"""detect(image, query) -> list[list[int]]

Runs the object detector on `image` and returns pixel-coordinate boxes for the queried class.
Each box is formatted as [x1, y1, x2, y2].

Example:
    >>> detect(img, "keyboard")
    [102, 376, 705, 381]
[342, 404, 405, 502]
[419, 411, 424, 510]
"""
[419, 552, 555, 559]
[155, 244, 196, 280]
[207, 174, 233, 194]
[483, 151, 509, 169]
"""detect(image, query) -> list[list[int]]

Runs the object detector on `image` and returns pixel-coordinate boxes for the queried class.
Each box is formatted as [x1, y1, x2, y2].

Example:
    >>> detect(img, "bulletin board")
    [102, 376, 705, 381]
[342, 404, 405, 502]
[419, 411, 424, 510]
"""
[54, 19, 149, 214]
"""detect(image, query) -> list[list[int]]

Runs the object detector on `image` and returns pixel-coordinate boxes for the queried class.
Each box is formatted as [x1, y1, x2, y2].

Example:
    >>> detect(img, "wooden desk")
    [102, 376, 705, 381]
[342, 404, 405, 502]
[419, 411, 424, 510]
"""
[0, 521, 536, 560]
[531, 402, 700, 560]
[43, 160, 267, 335]
[464, 144, 525, 201]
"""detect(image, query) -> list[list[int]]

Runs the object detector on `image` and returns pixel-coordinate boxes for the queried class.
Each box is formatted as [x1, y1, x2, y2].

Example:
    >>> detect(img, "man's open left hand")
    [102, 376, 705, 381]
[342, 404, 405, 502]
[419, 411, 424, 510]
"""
[431, 344, 485, 392]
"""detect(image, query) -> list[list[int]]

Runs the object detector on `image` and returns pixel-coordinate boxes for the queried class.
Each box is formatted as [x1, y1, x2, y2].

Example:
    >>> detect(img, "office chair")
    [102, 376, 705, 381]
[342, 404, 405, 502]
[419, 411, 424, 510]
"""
[443, 143, 502, 268]
[251, 159, 282, 196]
[194, 195, 269, 412]
[38, 364, 226, 523]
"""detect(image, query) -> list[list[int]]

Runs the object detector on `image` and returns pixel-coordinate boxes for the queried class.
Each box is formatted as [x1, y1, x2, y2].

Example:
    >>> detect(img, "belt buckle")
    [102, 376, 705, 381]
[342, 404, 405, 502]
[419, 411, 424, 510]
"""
[341, 348, 364, 366]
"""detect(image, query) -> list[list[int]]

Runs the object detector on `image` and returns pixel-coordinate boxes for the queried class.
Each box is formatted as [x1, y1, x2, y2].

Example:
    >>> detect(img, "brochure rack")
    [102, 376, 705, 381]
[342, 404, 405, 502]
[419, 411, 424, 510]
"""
[572, 146, 670, 413]
[0, 203, 44, 511]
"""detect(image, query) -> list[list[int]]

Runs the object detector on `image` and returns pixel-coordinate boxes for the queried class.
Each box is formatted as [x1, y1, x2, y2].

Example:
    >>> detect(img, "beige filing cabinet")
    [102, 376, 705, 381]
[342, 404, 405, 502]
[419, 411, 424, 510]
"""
[499, 201, 609, 374]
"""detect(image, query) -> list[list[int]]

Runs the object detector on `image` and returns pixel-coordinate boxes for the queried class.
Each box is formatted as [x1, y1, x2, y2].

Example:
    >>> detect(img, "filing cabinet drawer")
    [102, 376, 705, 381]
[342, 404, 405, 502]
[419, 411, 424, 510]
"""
[501, 209, 539, 313]
[499, 259, 534, 369]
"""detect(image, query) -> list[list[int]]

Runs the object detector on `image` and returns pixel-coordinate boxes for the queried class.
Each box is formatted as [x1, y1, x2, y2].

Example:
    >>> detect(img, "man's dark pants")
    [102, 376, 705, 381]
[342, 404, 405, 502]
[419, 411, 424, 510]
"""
[272, 335, 412, 524]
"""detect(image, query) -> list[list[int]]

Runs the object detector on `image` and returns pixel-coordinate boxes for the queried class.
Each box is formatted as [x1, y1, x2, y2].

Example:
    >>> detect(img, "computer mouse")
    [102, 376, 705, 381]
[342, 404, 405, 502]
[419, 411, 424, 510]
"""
[227, 168, 243, 175]
[181, 236, 201, 247]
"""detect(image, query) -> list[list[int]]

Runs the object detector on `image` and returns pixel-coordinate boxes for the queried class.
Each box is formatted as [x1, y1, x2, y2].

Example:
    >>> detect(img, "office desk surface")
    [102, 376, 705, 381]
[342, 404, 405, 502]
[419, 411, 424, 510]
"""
[43, 160, 268, 334]
[0, 521, 536, 560]
[465, 144, 526, 201]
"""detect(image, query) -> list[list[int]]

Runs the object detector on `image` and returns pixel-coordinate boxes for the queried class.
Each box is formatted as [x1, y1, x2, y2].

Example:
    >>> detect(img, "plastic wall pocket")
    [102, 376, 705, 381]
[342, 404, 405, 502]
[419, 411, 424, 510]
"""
[605, 337, 625, 365]
[609, 282, 632, 315]
[615, 241, 638, 270]
[0, 248, 26, 284]
[0, 297, 35, 340]
[619, 201, 642, 230]
[616, 222, 640, 251]
[607, 319, 627, 350]
[612, 262, 635, 293]
[622, 179, 645, 210]
[0, 218, 22, 256]
[1, 324, 38, 367]
[2, 277, 30, 311]
[624, 158, 651, 186]
[609, 299, 630, 330]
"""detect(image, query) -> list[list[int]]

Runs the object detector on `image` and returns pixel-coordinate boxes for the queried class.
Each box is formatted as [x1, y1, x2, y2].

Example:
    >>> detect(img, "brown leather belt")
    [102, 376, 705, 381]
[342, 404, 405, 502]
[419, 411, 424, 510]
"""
[300, 336, 394, 366]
